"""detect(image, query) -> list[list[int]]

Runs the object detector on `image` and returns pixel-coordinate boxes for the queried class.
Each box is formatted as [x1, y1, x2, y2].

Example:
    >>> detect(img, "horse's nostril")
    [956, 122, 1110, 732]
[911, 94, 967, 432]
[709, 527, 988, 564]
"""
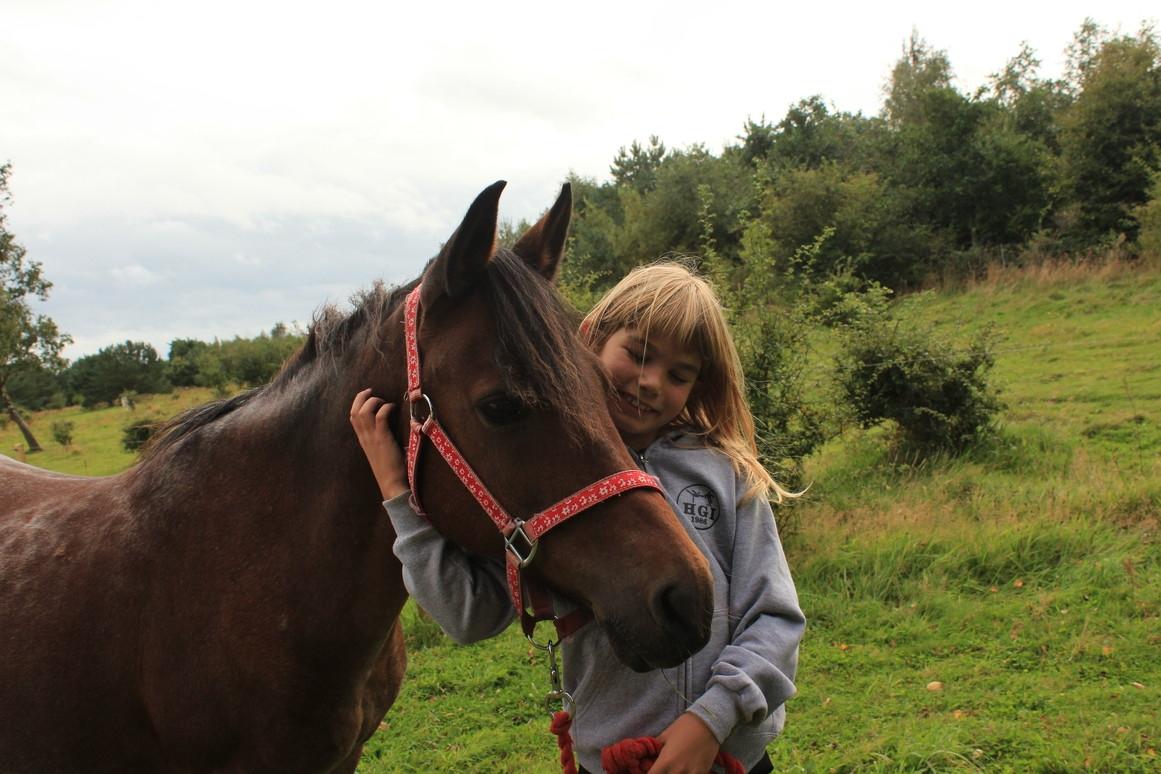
[652, 582, 708, 651]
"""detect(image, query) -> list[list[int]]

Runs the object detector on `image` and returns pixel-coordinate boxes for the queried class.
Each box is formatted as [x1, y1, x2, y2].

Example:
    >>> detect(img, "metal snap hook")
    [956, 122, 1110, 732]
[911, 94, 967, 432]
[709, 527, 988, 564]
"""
[528, 637, 573, 714]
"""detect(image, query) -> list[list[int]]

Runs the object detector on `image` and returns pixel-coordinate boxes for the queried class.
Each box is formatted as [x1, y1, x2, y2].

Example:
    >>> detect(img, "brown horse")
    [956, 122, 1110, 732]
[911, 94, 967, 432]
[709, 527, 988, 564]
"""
[0, 182, 713, 773]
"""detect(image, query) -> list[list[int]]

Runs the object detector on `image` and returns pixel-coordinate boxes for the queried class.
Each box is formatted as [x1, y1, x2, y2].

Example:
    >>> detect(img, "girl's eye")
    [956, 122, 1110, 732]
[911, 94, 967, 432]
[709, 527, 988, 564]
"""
[625, 348, 645, 361]
[670, 373, 690, 385]
[476, 394, 528, 426]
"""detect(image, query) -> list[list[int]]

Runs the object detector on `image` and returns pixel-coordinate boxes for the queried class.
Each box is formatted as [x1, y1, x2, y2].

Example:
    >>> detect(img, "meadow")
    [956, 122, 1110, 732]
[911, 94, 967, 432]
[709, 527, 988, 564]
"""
[3, 264, 1157, 772]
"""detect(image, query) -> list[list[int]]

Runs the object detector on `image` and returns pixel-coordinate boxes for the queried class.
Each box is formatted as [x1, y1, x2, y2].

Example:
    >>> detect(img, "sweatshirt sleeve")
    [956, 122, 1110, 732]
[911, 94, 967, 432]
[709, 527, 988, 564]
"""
[383, 491, 516, 644]
[686, 488, 805, 743]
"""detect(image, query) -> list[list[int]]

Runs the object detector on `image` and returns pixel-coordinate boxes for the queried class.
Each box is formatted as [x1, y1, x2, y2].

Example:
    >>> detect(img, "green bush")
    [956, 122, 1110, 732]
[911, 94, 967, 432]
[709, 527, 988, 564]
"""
[121, 417, 160, 453]
[51, 420, 74, 447]
[835, 317, 1003, 453]
[807, 264, 894, 327]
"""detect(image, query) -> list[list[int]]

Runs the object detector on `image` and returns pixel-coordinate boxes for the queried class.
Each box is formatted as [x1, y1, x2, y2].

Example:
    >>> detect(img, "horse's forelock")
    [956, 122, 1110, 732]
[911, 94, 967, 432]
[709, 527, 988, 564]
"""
[483, 251, 607, 445]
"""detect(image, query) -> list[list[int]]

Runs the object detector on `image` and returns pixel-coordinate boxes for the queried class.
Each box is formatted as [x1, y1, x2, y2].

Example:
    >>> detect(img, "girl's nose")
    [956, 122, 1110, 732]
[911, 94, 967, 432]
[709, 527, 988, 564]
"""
[637, 365, 661, 393]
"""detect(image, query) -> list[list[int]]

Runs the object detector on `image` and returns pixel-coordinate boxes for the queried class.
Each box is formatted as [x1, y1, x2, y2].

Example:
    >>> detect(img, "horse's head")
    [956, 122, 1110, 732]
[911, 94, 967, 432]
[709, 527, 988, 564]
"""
[389, 181, 712, 670]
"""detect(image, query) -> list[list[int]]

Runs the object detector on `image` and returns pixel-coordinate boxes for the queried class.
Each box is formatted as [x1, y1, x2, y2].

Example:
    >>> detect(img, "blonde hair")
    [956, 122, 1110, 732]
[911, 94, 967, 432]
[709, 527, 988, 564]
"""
[580, 261, 795, 504]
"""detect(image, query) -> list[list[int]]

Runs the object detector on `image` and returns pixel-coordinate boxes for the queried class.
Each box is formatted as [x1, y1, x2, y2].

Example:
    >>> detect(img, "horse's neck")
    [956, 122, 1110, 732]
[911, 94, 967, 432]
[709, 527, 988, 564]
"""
[129, 355, 410, 671]
[137, 349, 399, 546]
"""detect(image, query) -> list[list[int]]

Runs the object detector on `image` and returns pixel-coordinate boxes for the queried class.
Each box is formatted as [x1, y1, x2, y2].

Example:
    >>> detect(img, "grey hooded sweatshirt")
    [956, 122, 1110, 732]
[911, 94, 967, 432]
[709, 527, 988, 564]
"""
[384, 431, 805, 772]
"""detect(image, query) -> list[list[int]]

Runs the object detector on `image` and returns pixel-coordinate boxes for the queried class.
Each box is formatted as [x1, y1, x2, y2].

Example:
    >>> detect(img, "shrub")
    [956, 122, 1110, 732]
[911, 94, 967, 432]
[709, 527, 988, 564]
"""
[807, 263, 894, 327]
[51, 420, 74, 447]
[121, 417, 160, 453]
[835, 317, 1003, 453]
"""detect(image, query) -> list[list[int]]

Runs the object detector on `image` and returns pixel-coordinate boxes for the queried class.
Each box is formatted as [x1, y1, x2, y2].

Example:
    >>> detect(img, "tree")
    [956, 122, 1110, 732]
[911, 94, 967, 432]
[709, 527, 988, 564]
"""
[614, 145, 756, 268]
[1058, 24, 1161, 244]
[755, 96, 886, 173]
[6, 362, 64, 411]
[883, 30, 954, 128]
[737, 116, 776, 167]
[883, 76, 1051, 253]
[67, 340, 168, 408]
[0, 164, 71, 452]
[984, 42, 1071, 152]
[165, 337, 209, 387]
[757, 163, 936, 287]
[610, 136, 667, 192]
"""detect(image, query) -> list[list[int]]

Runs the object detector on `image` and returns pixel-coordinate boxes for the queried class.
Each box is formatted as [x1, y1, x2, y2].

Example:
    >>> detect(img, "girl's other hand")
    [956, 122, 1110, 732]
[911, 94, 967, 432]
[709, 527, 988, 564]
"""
[349, 388, 408, 500]
[651, 712, 720, 774]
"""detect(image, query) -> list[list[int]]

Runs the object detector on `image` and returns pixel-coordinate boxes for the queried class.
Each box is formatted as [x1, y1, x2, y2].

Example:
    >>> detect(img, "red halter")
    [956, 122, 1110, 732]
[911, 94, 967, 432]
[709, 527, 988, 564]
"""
[402, 284, 663, 637]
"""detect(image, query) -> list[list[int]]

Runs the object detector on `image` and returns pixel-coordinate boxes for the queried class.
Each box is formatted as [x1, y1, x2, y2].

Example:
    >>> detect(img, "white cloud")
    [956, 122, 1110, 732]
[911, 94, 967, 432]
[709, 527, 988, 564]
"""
[110, 263, 163, 286]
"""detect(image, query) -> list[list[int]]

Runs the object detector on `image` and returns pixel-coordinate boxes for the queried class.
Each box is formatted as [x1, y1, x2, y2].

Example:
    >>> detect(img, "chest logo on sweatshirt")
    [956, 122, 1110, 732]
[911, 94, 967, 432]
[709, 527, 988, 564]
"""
[677, 485, 720, 530]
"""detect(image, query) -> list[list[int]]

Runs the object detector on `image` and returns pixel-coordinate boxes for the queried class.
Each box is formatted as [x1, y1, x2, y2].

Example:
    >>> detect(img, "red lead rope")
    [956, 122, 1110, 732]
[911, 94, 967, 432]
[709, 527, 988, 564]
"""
[402, 284, 664, 637]
[552, 711, 746, 774]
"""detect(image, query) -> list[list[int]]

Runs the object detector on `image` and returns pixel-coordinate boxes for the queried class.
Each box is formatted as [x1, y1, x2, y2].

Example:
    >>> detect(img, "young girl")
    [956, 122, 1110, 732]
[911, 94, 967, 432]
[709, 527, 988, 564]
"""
[350, 262, 805, 774]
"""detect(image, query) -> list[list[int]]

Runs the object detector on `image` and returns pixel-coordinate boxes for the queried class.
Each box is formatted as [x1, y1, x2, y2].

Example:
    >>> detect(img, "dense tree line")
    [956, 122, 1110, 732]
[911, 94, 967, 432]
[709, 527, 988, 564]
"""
[7, 327, 304, 413]
[562, 22, 1161, 296]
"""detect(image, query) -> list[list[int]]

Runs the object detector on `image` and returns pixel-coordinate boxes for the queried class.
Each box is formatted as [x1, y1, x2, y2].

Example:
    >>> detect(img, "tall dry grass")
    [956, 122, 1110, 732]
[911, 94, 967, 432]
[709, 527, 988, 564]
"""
[969, 254, 1141, 291]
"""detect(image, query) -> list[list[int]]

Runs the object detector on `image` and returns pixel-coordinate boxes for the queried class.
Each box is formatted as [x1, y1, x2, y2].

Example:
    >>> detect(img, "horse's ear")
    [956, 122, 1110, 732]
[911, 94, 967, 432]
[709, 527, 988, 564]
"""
[511, 182, 571, 284]
[422, 180, 506, 307]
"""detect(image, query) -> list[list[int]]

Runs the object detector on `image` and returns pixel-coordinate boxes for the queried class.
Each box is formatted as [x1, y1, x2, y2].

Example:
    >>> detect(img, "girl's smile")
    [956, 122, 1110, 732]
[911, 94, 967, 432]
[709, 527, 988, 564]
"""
[615, 389, 657, 414]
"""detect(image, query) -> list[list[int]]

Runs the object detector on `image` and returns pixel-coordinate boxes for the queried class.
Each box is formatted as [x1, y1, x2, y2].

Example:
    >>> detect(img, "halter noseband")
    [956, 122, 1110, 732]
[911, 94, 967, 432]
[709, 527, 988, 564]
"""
[402, 284, 663, 637]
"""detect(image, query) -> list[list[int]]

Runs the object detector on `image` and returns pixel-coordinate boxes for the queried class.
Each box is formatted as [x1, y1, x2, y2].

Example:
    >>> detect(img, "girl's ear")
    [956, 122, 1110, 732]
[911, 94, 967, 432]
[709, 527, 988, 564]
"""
[511, 182, 572, 283]
[422, 181, 505, 309]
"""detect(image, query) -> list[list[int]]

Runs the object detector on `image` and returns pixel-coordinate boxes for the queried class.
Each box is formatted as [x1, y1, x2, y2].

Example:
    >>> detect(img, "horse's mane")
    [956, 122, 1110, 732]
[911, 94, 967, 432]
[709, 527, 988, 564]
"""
[140, 252, 601, 461]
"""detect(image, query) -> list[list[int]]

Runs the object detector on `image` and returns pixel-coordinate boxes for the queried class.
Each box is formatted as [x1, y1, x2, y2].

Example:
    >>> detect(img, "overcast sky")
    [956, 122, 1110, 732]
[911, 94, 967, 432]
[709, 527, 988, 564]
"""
[3, 0, 1157, 358]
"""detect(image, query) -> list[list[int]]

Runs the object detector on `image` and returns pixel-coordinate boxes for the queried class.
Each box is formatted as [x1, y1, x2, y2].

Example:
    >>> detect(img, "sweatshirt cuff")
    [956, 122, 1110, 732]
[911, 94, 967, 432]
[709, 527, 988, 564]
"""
[687, 684, 742, 745]
[382, 491, 425, 529]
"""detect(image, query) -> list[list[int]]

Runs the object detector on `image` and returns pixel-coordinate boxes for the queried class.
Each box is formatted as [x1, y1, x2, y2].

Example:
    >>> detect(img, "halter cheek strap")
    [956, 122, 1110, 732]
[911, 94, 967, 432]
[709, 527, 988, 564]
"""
[402, 284, 663, 637]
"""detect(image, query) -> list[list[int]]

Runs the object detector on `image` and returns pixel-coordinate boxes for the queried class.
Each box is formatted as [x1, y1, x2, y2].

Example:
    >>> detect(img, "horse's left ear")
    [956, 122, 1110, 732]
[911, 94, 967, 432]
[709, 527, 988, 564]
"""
[423, 180, 506, 308]
[511, 182, 572, 283]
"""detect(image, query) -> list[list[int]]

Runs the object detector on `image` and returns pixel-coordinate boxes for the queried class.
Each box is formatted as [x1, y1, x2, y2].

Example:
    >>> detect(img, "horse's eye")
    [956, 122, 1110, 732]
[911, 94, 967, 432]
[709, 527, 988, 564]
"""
[476, 394, 528, 426]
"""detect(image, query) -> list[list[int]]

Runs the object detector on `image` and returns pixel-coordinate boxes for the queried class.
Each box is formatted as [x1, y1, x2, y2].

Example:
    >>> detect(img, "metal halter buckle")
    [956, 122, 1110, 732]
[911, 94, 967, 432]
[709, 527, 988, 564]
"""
[504, 520, 539, 568]
[408, 393, 434, 426]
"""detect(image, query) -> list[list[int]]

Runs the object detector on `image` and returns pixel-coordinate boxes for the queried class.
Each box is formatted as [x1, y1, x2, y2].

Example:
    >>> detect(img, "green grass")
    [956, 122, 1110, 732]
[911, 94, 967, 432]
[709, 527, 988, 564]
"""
[5, 265, 1159, 772]
[1, 388, 216, 475]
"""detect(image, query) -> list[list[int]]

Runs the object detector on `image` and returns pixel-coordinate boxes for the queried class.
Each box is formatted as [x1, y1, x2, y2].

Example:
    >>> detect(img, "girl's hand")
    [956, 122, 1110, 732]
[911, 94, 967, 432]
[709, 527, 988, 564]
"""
[651, 712, 719, 774]
[349, 388, 408, 500]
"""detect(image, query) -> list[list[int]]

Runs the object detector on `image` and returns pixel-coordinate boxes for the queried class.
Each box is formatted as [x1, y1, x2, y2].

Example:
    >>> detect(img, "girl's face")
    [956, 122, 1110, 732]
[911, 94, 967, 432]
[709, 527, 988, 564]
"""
[597, 327, 702, 450]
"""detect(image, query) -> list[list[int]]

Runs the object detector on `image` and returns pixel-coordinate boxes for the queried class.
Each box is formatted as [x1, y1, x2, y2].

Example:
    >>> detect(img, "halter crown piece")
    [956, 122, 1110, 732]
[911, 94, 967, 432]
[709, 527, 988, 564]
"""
[402, 284, 664, 638]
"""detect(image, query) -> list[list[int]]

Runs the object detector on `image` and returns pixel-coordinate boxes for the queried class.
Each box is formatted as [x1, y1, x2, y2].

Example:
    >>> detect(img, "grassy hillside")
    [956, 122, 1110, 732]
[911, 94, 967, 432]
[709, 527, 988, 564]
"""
[4, 265, 1157, 772]
[1, 388, 217, 476]
[365, 264, 1160, 773]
